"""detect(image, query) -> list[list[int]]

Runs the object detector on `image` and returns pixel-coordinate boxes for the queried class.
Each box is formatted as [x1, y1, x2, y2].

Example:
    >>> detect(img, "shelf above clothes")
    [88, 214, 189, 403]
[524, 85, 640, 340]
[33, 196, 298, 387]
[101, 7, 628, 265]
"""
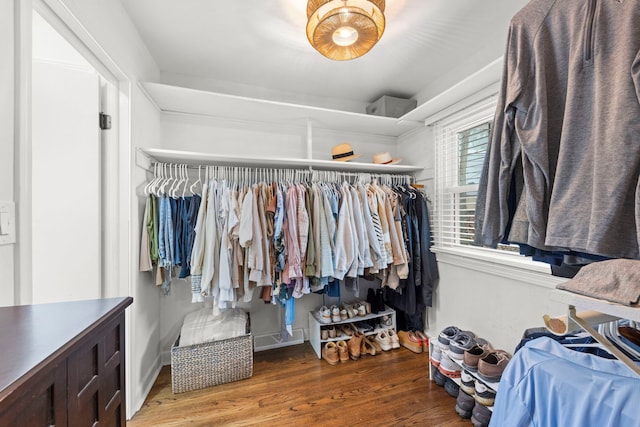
[138, 148, 424, 174]
[140, 82, 424, 137]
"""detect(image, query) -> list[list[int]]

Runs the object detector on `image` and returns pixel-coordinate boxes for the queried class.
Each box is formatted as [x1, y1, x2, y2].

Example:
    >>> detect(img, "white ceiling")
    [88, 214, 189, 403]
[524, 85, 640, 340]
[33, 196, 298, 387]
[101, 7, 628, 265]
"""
[119, 0, 527, 112]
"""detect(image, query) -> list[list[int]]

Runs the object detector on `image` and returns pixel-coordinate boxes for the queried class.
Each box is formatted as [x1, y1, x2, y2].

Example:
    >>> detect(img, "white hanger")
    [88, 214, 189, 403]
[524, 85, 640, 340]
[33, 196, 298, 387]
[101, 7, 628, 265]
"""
[144, 163, 158, 196]
[150, 163, 165, 196]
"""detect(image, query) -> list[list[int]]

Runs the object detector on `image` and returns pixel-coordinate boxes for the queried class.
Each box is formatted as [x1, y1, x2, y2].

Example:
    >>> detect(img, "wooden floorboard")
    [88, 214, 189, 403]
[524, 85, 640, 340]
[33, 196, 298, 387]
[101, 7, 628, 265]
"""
[127, 342, 471, 426]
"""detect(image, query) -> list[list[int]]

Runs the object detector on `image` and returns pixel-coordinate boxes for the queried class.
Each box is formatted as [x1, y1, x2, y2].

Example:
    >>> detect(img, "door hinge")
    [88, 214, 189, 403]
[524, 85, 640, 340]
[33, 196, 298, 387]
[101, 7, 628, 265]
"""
[99, 112, 112, 130]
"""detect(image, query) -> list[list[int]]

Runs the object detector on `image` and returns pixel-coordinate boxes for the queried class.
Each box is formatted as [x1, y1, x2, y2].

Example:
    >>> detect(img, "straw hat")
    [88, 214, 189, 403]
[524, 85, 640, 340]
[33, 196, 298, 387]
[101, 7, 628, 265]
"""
[331, 143, 362, 162]
[373, 152, 402, 165]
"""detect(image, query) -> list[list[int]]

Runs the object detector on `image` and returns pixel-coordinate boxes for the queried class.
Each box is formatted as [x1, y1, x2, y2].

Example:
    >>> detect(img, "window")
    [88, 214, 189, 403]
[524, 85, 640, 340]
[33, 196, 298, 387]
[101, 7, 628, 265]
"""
[433, 96, 497, 249]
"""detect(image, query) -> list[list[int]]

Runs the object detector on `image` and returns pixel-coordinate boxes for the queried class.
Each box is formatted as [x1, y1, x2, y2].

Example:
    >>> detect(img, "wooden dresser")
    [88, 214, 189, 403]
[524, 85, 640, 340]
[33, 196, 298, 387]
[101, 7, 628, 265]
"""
[0, 297, 133, 426]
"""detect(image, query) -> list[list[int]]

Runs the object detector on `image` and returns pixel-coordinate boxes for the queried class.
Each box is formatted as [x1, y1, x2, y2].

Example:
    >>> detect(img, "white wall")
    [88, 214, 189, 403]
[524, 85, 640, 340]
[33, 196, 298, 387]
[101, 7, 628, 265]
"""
[0, 0, 15, 307]
[427, 257, 566, 352]
[160, 112, 400, 162]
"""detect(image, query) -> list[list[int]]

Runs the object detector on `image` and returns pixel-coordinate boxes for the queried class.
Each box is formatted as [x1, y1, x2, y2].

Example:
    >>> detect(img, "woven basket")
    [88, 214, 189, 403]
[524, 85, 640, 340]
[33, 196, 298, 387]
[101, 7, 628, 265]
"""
[171, 318, 253, 394]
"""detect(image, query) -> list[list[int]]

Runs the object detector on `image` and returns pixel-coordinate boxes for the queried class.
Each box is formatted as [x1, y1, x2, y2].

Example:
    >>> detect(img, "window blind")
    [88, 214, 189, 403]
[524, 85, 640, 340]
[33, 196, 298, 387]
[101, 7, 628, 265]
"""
[433, 96, 497, 249]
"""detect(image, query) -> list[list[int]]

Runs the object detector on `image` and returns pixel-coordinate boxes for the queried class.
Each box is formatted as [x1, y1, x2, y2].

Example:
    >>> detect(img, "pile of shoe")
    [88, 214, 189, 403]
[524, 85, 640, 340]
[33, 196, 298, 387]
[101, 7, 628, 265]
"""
[430, 325, 513, 427]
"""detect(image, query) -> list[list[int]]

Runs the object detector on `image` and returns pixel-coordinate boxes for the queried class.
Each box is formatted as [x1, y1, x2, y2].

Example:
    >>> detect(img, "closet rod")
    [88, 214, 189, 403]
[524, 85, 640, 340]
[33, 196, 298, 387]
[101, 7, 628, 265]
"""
[148, 161, 416, 184]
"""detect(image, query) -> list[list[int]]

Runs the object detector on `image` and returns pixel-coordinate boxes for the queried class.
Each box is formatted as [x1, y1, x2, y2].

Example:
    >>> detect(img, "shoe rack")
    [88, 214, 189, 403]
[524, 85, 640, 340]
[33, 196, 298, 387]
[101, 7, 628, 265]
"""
[431, 341, 499, 412]
[308, 306, 397, 359]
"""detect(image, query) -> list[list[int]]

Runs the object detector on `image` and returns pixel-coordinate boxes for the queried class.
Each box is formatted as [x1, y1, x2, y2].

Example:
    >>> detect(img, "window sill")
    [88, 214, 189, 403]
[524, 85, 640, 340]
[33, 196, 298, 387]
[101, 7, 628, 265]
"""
[432, 246, 566, 289]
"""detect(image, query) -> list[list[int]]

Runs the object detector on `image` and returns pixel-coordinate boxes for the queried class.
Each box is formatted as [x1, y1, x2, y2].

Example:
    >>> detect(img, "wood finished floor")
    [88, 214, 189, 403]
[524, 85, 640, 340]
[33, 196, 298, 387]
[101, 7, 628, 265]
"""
[127, 342, 471, 427]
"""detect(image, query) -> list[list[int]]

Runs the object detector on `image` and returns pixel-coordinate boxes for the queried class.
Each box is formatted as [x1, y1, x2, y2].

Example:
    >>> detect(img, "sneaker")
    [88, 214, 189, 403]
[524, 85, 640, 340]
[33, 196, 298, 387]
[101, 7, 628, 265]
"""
[432, 365, 447, 387]
[387, 329, 400, 349]
[474, 379, 496, 406]
[471, 401, 492, 427]
[374, 331, 392, 351]
[444, 378, 460, 398]
[341, 303, 356, 319]
[460, 369, 475, 395]
[322, 342, 340, 365]
[478, 350, 511, 382]
[380, 315, 393, 327]
[455, 389, 475, 419]
[438, 326, 460, 350]
[438, 353, 462, 379]
[449, 331, 477, 360]
[319, 306, 331, 324]
[321, 327, 329, 340]
[327, 326, 336, 338]
[462, 342, 494, 372]
[330, 305, 341, 322]
[430, 343, 442, 367]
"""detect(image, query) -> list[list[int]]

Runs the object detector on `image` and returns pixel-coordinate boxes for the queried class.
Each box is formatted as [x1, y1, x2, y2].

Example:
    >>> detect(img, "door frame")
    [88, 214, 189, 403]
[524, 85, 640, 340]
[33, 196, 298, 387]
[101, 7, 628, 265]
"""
[15, 0, 131, 303]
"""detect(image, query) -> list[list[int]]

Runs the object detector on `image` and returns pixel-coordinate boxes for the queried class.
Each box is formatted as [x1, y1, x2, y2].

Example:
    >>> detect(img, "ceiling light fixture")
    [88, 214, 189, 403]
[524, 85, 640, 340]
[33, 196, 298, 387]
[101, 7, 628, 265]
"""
[306, 0, 386, 61]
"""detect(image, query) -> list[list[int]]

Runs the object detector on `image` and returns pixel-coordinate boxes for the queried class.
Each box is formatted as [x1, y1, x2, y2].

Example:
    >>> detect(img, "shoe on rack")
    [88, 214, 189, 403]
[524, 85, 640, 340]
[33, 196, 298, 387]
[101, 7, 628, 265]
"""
[330, 305, 341, 322]
[477, 350, 511, 383]
[387, 329, 400, 349]
[438, 326, 461, 350]
[432, 365, 447, 387]
[336, 340, 349, 363]
[322, 342, 340, 365]
[438, 353, 462, 379]
[444, 378, 460, 398]
[449, 331, 477, 360]
[380, 315, 393, 327]
[374, 331, 392, 351]
[327, 326, 337, 339]
[462, 342, 494, 372]
[361, 300, 372, 314]
[354, 321, 374, 333]
[471, 401, 492, 427]
[340, 308, 348, 321]
[455, 389, 475, 419]
[319, 306, 331, 324]
[339, 324, 353, 337]
[474, 379, 496, 406]
[348, 331, 364, 360]
[321, 327, 329, 340]
[398, 330, 423, 354]
[341, 303, 356, 319]
[367, 288, 379, 314]
[430, 342, 442, 367]
[353, 302, 367, 317]
[460, 369, 475, 395]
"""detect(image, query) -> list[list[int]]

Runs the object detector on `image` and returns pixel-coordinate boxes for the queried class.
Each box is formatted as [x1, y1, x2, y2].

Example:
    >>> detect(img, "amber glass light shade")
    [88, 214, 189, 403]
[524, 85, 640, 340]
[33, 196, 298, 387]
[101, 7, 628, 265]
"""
[306, 0, 385, 61]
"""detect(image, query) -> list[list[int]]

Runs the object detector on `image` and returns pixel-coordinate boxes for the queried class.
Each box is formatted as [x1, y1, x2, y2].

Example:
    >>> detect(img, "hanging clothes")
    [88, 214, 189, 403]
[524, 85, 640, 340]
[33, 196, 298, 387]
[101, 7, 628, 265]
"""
[141, 164, 439, 334]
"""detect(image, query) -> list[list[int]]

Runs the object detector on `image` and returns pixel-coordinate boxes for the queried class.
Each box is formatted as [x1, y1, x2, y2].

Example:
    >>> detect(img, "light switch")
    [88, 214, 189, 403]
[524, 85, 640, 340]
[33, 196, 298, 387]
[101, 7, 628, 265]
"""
[0, 201, 16, 245]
